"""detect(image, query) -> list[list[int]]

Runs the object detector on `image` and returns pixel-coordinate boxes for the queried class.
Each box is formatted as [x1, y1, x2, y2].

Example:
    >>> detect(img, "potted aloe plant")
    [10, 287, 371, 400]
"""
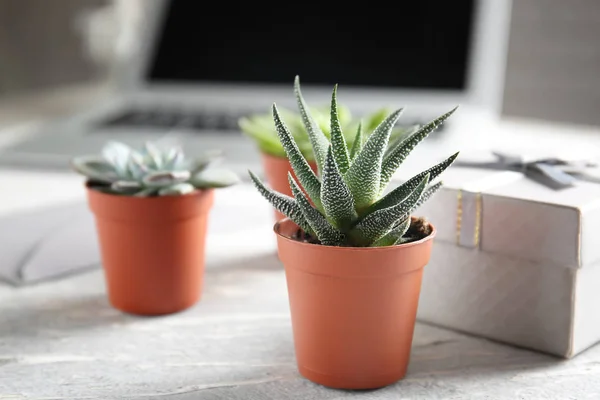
[239, 76, 415, 221]
[71, 141, 239, 316]
[249, 78, 458, 389]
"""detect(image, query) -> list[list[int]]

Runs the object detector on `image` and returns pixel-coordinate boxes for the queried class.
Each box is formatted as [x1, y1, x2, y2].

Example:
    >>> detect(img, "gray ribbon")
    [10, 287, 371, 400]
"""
[454, 151, 600, 190]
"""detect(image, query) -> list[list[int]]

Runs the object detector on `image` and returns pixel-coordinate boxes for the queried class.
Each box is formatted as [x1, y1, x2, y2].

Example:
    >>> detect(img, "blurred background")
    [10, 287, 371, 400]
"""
[0, 0, 599, 177]
[1, 0, 598, 126]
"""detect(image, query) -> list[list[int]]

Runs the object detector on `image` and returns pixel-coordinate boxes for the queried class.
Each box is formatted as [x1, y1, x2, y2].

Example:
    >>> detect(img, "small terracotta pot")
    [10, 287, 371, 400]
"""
[275, 218, 436, 389]
[261, 153, 318, 221]
[86, 186, 214, 316]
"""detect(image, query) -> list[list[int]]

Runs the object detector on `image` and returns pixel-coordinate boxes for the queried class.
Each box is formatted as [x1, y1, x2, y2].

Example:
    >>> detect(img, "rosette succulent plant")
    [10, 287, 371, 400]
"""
[238, 76, 418, 161]
[249, 79, 459, 247]
[71, 140, 239, 196]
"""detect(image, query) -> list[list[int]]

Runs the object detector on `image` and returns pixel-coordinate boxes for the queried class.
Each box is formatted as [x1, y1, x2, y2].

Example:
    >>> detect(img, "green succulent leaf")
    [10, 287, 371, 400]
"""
[71, 155, 119, 183]
[371, 217, 411, 247]
[111, 180, 143, 191]
[380, 106, 458, 190]
[134, 187, 159, 197]
[412, 181, 443, 213]
[349, 121, 363, 161]
[367, 152, 458, 215]
[385, 125, 420, 159]
[191, 168, 240, 188]
[349, 173, 430, 246]
[158, 182, 196, 196]
[272, 103, 323, 211]
[142, 170, 191, 188]
[321, 146, 357, 231]
[329, 84, 350, 174]
[289, 173, 344, 246]
[344, 108, 404, 210]
[101, 141, 132, 176]
[248, 171, 312, 234]
[143, 141, 164, 170]
[294, 75, 329, 174]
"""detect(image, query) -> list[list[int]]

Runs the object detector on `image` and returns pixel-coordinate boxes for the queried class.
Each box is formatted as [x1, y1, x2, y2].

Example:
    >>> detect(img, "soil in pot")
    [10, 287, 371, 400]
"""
[87, 186, 214, 316]
[275, 217, 436, 389]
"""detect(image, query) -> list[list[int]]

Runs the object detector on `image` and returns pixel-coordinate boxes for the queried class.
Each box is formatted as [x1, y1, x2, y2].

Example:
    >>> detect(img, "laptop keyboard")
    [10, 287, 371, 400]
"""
[94, 108, 248, 131]
[94, 107, 442, 134]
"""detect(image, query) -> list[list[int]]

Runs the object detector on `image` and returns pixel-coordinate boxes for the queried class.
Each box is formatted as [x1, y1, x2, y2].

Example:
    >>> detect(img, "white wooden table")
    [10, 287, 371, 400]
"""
[1, 85, 600, 399]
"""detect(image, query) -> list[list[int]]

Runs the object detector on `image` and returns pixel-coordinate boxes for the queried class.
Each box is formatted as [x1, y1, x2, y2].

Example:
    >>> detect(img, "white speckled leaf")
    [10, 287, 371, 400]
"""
[350, 173, 429, 246]
[344, 108, 404, 210]
[272, 104, 323, 211]
[321, 146, 357, 231]
[294, 76, 329, 175]
[289, 173, 344, 246]
[329, 85, 350, 174]
[349, 121, 363, 162]
[412, 181, 443, 213]
[372, 217, 411, 247]
[248, 171, 312, 234]
[380, 106, 458, 190]
[367, 152, 458, 214]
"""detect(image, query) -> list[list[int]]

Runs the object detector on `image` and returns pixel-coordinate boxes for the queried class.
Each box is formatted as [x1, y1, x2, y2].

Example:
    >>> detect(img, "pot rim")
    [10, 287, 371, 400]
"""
[84, 181, 210, 200]
[273, 217, 437, 252]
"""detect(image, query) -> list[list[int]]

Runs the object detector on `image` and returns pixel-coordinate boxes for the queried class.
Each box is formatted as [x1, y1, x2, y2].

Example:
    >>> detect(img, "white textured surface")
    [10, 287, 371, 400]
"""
[0, 182, 599, 398]
[3, 87, 600, 398]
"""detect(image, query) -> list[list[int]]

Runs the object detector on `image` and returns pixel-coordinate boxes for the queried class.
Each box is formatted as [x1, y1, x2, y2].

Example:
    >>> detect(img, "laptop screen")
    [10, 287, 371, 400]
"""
[146, 1, 475, 91]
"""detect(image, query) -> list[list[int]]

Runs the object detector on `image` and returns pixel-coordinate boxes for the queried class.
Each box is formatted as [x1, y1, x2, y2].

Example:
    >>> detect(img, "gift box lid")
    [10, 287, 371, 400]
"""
[402, 154, 600, 269]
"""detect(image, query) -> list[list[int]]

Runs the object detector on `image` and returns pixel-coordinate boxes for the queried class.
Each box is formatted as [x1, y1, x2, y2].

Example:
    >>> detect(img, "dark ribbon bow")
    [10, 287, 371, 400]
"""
[453, 151, 600, 190]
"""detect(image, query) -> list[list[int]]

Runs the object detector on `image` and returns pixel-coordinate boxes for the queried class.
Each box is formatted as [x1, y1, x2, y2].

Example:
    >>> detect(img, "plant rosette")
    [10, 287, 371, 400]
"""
[72, 140, 239, 316]
[249, 76, 459, 389]
[240, 76, 418, 222]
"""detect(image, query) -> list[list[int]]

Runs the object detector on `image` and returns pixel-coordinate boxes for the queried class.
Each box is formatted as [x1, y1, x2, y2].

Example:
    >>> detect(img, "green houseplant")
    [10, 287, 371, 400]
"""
[72, 140, 239, 316]
[249, 78, 458, 389]
[239, 76, 417, 220]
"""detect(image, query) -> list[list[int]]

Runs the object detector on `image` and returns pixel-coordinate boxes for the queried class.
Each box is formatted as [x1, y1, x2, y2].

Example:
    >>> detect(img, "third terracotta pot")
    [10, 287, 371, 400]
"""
[261, 153, 318, 221]
[275, 218, 436, 390]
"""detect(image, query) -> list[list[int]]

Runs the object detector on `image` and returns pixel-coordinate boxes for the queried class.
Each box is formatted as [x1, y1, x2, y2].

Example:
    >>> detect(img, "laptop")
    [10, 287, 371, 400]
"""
[0, 0, 513, 177]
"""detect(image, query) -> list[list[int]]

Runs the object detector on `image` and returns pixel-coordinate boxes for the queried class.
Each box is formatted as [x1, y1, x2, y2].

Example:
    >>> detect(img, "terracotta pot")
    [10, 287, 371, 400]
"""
[275, 218, 436, 389]
[261, 153, 318, 221]
[86, 186, 214, 316]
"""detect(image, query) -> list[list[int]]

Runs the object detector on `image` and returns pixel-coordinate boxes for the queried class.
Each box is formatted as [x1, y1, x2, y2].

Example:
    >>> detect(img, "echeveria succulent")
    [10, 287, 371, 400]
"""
[71, 140, 239, 196]
[250, 77, 459, 247]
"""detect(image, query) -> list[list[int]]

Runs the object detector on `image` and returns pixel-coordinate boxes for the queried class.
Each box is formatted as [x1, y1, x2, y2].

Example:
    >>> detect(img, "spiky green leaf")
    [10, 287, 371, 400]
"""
[321, 146, 357, 230]
[366, 152, 458, 215]
[344, 108, 404, 210]
[329, 85, 350, 174]
[349, 121, 363, 162]
[384, 125, 419, 159]
[294, 75, 329, 174]
[248, 171, 312, 234]
[371, 217, 411, 247]
[380, 106, 458, 189]
[349, 173, 429, 246]
[272, 103, 323, 210]
[411, 181, 443, 213]
[289, 173, 344, 246]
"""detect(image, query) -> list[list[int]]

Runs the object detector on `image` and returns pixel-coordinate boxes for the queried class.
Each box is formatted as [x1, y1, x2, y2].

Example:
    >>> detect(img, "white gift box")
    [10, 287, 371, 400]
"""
[411, 161, 600, 358]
